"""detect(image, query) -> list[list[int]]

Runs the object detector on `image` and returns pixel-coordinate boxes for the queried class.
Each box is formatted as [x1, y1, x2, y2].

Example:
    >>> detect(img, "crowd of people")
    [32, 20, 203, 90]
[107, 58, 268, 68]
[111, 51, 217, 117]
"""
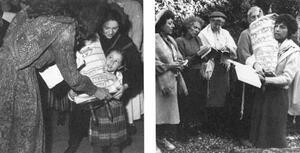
[155, 6, 300, 153]
[0, 0, 143, 153]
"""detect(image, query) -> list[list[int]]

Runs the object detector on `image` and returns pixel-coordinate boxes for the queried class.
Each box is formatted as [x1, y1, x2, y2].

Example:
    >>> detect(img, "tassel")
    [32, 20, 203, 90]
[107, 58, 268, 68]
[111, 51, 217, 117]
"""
[293, 116, 296, 124]
[207, 80, 210, 99]
[105, 100, 113, 122]
[89, 103, 99, 127]
[240, 83, 245, 120]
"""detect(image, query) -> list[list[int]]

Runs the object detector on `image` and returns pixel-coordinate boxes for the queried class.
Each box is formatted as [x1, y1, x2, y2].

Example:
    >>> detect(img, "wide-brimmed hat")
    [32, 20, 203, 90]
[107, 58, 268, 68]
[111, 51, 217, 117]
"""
[155, 8, 168, 25]
[209, 11, 227, 20]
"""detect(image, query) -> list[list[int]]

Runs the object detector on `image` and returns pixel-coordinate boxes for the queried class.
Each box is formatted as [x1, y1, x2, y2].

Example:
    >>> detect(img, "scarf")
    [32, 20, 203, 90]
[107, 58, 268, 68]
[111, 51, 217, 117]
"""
[278, 39, 300, 116]
[156, 33, 188, 96]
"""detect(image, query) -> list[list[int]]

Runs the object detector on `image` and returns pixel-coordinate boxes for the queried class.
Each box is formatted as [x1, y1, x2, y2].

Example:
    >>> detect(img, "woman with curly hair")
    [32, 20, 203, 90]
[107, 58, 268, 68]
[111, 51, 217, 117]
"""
[250, 14, 300, 148]
[175, 16, 210, 136]
[86, 6, 142, 153]
[0, 1, 112, 153]
[155, 9, 188, 151]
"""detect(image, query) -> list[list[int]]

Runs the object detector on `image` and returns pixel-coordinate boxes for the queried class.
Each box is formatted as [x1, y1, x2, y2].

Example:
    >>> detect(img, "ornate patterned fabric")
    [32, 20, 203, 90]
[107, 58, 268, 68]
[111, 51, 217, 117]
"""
[3, 9, 75, 70]
[89, 100, 127, 146]
[0, 9, 97, 153]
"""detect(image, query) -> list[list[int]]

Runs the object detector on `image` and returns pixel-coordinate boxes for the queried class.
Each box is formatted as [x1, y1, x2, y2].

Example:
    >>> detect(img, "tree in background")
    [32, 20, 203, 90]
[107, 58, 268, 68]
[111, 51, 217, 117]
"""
[155, 0, 300, 41]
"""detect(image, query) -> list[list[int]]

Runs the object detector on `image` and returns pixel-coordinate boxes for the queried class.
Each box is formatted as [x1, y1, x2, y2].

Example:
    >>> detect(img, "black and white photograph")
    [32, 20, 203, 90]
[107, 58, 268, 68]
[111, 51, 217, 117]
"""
[155, 0, 300, 152]
[2, 0, 300, 153]
[0, 0, 144, 153]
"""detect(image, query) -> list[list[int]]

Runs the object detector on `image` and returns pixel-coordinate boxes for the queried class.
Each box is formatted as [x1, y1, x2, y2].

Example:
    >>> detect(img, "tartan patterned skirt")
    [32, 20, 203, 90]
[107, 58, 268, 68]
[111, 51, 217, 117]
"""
[89, 99, 127, 146]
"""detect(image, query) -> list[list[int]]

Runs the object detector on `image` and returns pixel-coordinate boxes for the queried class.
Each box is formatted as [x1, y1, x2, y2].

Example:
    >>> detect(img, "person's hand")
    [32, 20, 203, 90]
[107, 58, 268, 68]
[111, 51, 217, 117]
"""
[219, 46, 226, 51]
[68, 90, 77, 100]
[94, 87, 112, 101]
[175, 62, 185, 71]
[112, 84, 128, 99]
[220, 56, 231, 71]
[263, 69, 276, 77]
[168, 63, 184, 72]
[161, 87, 172, 96]
[197, 46, 210, 56]
[258, 74, 265, 84]
[253, 62, 264, 76]
[219, 46, 229, 52]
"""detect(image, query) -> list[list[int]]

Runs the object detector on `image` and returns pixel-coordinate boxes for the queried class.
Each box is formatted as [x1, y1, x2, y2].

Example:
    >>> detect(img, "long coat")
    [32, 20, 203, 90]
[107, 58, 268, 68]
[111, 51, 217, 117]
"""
[250, 39, 300, 148]
[155, 33, 186, 124]
[198, 24, 237, 107]
[0, 10, 97, 153]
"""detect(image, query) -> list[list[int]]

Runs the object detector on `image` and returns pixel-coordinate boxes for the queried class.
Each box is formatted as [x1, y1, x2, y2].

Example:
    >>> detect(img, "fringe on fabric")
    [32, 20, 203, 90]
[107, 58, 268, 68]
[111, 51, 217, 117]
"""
[240, 83, 245, 120]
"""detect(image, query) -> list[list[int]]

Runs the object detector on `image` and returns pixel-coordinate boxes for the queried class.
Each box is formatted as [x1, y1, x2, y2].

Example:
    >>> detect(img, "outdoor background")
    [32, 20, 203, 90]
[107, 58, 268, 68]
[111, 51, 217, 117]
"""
[155, 0, 300, 153]
[155, 0, 300, 42]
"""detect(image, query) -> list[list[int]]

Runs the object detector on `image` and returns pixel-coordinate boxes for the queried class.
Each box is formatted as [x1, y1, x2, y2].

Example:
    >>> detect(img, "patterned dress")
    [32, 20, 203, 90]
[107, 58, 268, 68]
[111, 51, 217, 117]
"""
[0, 10, 98, 153]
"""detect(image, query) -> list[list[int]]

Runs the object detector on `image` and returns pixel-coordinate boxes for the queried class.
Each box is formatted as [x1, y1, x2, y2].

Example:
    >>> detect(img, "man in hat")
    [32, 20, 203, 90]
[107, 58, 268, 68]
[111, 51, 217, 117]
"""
[199, 11, 236, 56]
[198, 11, 237, 129]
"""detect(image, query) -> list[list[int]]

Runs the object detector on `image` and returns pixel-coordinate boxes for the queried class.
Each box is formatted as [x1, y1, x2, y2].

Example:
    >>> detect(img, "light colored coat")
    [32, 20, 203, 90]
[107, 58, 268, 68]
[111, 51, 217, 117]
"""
[263, 39, 300, 115]
[155, 33, 184, 124]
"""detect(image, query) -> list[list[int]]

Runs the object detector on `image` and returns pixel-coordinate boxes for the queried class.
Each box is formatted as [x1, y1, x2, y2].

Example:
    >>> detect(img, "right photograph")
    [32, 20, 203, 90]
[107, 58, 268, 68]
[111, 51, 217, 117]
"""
[155, 0, 300, 152]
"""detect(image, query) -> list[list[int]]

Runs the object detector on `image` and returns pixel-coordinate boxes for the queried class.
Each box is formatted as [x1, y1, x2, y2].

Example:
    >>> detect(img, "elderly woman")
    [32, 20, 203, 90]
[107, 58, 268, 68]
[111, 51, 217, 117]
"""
[235, 6, 264, 146]
[198, 11, 237, 129]
[155, 9, 187, 151]
[250, 14, 300, 148]
[175, 16, 209, 135]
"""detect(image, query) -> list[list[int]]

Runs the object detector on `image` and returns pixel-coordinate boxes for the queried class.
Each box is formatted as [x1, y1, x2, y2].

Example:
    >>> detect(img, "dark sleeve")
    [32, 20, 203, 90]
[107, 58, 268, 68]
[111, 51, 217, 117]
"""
[237, 30, 252, 64]
[121, 37, 143, 99]
[50, 24, 97, 96]
[176, 36, 203, 66]
[176, 37, 187, 58]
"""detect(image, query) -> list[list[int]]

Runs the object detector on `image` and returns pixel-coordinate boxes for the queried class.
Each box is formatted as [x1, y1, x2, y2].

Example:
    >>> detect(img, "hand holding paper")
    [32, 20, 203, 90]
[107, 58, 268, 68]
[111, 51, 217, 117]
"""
[229, 60, 262, 88]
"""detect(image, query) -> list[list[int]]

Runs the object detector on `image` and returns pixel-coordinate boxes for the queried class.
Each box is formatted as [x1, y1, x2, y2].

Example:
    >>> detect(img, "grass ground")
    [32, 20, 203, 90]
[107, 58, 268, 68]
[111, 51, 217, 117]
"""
[158, 115, 300, 153]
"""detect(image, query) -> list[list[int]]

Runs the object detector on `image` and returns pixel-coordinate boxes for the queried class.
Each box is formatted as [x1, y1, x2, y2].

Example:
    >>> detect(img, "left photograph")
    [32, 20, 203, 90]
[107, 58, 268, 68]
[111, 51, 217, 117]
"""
[0, 0, 144, 153]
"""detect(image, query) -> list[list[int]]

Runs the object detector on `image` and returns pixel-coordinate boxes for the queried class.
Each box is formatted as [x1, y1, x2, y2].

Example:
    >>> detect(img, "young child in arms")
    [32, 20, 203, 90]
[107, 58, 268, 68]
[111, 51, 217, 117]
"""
[69, 40, 125, 103]
[69, 38, 128, 152]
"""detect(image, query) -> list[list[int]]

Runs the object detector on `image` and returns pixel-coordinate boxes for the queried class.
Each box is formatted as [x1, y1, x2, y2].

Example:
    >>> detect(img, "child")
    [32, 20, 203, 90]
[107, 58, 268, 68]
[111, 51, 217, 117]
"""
[69, 38, 128, 153]
[89, 49, 128, 153]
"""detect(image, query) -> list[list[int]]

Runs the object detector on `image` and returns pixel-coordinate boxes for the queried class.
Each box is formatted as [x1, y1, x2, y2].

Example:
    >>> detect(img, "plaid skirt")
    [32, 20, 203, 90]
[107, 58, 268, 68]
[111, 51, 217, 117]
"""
[89, 99, 127, 146]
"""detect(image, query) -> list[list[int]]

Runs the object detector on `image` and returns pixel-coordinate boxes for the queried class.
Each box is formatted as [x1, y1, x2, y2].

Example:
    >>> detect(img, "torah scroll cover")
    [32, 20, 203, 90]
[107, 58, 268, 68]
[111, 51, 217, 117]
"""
[250, 14, 278, 73]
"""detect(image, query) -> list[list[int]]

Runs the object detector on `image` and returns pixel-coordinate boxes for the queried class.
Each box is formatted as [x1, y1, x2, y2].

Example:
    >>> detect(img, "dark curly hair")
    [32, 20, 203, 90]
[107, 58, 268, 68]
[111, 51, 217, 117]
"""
[155, 10, 175, 33]
[181, 16, 205, 35]
[97, 7, 125, 35]
[275, 14, 298, 39]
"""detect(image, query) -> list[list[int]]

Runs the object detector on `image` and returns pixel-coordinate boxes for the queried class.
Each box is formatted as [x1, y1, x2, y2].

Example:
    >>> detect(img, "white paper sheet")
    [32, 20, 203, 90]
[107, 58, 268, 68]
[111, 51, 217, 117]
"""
[39, 65, 64, 89]
[229, 60, 262, 88]
[39, 53, 85, 89]
[2, 12, 16, 23]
